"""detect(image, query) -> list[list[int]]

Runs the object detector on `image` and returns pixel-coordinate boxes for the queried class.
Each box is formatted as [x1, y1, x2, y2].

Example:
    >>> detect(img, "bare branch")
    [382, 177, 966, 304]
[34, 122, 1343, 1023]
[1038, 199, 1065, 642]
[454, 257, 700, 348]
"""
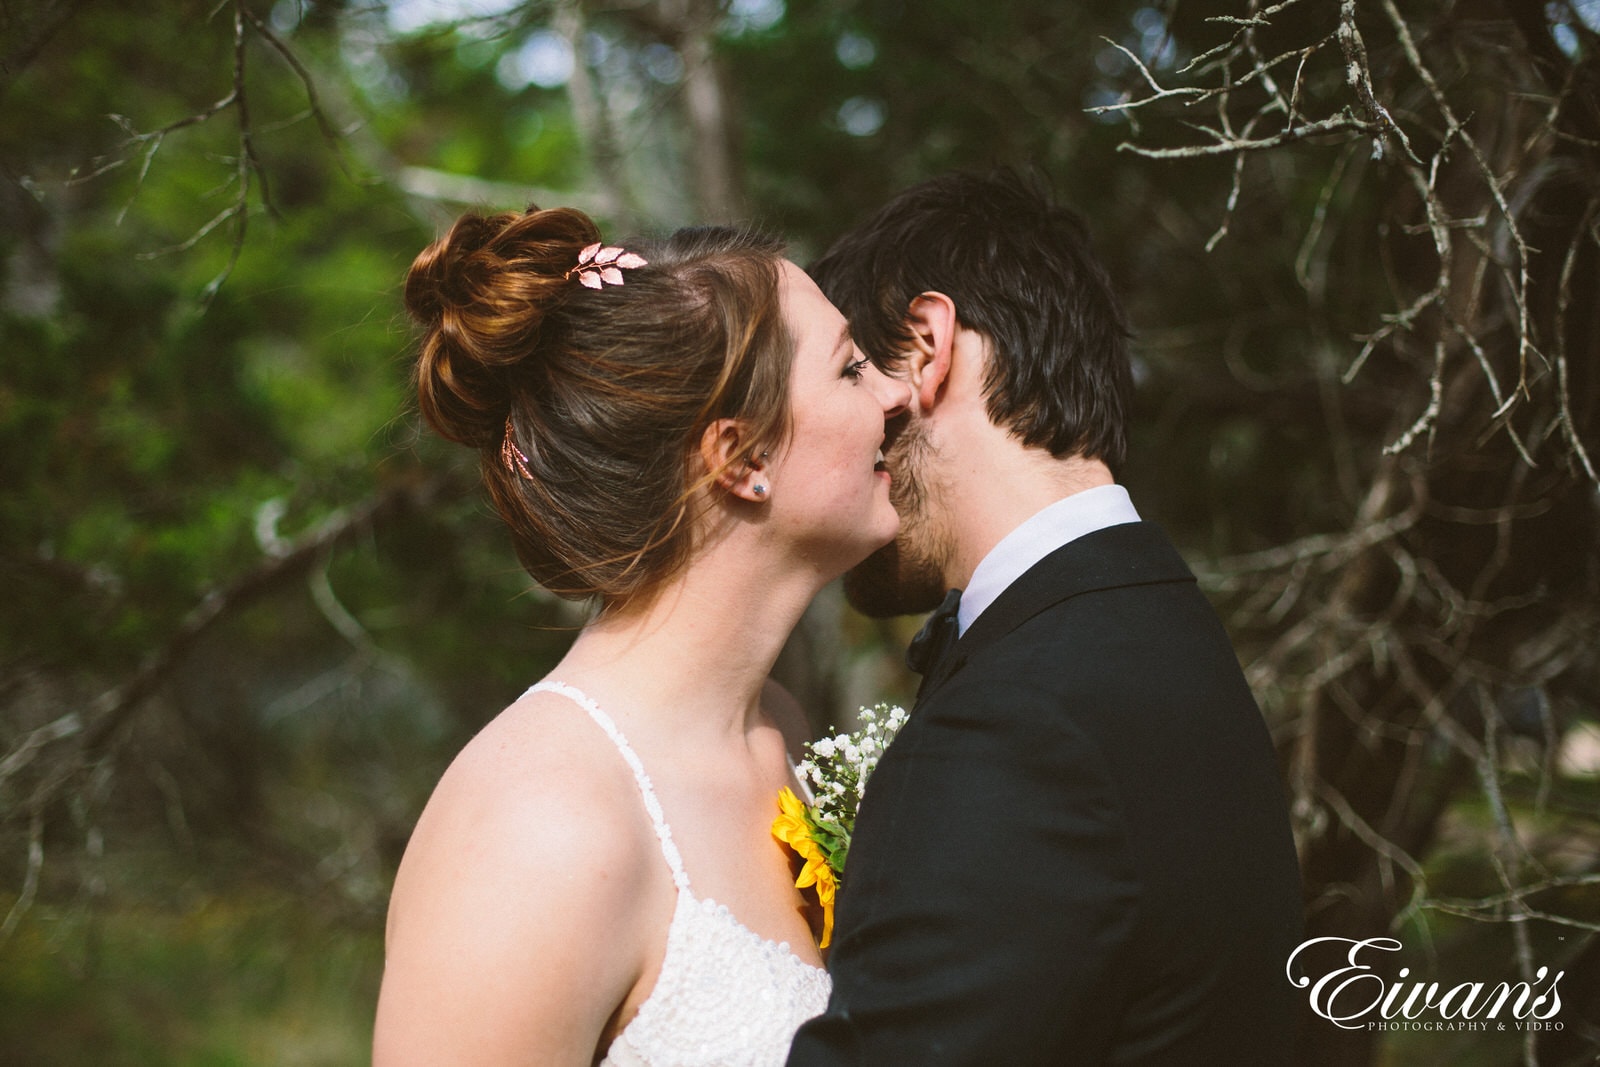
[0, 812, 43, 946]
[1118, 112, 1384, 158]
[239, 5, 358, 174]
[1552, 194, 1600, 484]
[1317, 779, 1428, 910]
[0, 475, 463, 797]
[1383, 341, 1443, 456]
[1336, 0, 1395, 160]
[1086, 37, 1208, 114]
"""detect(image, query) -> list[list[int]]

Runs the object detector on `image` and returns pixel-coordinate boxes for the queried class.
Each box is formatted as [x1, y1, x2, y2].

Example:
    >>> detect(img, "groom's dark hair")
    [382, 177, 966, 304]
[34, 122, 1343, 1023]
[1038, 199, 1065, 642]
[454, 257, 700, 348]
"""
[809, 167, 1131, 469]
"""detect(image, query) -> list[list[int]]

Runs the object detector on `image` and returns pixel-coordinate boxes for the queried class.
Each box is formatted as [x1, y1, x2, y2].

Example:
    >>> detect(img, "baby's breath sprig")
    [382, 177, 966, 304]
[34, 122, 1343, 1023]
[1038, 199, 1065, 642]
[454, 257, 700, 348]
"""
[794, 703, 908, 868]
[772, 703, 909, 947]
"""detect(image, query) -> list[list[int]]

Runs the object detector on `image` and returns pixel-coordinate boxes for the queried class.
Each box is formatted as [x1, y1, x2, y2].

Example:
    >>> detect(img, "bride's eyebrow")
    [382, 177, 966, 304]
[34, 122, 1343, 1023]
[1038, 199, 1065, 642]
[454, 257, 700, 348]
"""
[832, 323, 854, 360]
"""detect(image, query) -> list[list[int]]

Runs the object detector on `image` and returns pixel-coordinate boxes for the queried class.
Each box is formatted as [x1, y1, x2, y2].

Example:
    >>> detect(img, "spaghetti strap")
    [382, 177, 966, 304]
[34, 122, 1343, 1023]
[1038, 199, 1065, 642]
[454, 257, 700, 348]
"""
[524, 680, 692, 894]
[524, 681, 829, 1066]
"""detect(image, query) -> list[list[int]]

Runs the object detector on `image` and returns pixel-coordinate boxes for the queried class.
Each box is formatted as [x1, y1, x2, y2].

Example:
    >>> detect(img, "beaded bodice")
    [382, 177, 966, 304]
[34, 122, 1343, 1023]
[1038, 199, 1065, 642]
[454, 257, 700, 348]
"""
[525, 681, 831, 1067]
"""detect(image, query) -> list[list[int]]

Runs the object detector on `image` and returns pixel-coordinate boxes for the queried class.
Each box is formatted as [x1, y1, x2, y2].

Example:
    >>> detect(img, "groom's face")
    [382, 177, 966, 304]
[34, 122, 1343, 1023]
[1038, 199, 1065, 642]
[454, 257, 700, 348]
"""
[843, 408, 950, 617]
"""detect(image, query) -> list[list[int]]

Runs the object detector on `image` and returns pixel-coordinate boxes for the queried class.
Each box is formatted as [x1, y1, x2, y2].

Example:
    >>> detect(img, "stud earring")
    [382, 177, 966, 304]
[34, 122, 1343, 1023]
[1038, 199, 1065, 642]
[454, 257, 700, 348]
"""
[753, 484, 768, 497]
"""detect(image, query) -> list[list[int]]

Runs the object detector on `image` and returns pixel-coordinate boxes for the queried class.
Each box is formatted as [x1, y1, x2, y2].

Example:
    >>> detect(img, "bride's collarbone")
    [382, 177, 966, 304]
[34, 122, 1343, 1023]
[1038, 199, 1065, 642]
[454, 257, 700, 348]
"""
[508, 689, 809, 945]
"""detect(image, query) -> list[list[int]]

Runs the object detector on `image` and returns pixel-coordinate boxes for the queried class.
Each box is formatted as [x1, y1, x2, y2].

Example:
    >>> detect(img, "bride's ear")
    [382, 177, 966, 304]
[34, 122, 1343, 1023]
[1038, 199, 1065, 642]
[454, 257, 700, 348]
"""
[700, 419, 769, 503]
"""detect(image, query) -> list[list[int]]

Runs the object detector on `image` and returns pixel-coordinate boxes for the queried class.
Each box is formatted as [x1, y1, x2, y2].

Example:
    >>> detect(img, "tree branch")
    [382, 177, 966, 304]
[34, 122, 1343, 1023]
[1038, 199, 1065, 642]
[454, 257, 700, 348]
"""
[0, 473, 465, 802]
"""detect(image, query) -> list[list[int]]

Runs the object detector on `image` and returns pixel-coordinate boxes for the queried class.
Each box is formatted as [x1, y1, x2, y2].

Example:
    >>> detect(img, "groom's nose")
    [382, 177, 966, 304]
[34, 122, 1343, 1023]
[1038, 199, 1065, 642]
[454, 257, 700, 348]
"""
[869, 363, 911, 418]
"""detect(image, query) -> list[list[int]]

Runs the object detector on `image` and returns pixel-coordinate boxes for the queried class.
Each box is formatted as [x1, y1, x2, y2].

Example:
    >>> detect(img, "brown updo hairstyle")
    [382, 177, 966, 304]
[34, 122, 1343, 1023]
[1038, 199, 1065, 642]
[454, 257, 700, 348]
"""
[406, 205, 792, 609]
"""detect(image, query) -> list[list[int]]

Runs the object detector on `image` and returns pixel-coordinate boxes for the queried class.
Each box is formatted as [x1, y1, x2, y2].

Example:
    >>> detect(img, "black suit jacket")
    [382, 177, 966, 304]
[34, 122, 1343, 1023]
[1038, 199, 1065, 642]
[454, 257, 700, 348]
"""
[788, 522, 1303, 1066]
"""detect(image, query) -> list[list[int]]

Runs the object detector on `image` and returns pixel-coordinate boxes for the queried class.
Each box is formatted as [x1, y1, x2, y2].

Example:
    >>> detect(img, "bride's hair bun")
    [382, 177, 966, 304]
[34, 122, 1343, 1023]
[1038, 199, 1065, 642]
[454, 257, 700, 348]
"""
[407, 206, 600, 449]
[405, 207, 794, 609]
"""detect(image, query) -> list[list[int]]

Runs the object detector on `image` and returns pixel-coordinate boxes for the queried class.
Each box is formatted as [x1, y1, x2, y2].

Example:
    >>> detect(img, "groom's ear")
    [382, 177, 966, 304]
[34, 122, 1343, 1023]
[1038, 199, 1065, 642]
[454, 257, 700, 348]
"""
[700, 419, 767, 502]
[902, 292, 957, 412]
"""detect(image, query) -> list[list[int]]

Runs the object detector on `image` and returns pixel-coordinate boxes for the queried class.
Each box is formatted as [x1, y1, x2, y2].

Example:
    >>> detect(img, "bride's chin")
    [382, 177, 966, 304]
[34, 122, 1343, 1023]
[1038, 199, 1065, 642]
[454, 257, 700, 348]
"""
[870, 512, 901, 548]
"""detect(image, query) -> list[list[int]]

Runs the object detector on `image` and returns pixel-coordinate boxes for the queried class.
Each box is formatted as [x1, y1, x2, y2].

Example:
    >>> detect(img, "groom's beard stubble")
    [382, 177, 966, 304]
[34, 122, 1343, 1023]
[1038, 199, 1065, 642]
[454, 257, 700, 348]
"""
[843, 418, 950, 619]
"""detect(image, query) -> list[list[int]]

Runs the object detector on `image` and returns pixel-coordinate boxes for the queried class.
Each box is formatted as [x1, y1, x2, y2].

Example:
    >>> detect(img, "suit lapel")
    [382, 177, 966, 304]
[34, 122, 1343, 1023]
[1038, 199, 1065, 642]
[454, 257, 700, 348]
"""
[917, 521, 1195, 699]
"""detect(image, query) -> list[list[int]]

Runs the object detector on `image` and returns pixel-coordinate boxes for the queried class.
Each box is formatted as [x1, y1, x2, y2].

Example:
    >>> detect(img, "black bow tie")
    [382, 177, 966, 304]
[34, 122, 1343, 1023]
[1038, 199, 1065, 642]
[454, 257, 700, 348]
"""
[906, 589, 963, 677]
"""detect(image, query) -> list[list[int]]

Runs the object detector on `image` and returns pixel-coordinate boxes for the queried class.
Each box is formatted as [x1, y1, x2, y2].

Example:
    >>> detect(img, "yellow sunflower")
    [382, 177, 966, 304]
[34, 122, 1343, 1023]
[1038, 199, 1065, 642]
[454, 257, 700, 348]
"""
[773, 787, 839, 947]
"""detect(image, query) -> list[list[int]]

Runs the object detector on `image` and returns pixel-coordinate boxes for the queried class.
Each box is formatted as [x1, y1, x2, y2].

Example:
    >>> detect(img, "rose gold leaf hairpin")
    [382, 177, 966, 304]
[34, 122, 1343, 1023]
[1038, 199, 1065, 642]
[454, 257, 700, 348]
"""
[501, 416, 535, 480]
[566, 241, 647, 289]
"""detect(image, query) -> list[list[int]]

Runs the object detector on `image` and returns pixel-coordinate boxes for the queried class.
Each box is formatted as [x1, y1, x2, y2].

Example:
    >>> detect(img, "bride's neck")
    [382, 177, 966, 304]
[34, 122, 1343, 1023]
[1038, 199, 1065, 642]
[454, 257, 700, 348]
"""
[550, 535, 820, 741]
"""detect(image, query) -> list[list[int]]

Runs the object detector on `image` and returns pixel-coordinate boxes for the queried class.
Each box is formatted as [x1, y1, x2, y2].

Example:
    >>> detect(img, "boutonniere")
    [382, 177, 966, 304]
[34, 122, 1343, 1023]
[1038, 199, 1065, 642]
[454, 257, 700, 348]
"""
[772, 703, 908, 948]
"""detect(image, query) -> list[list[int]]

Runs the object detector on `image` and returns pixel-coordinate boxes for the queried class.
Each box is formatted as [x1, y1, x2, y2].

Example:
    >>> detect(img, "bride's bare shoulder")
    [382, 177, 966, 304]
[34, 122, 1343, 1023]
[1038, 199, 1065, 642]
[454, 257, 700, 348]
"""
[376, 687, 664, 1062]
[401, 686, 650, 875]
[385, 686, 661, 955]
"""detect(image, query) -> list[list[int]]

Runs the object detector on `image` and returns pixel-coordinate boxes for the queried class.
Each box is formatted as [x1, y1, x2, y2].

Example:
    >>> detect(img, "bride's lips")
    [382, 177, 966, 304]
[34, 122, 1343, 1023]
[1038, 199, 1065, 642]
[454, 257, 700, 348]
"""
[874, 446, 889, 478]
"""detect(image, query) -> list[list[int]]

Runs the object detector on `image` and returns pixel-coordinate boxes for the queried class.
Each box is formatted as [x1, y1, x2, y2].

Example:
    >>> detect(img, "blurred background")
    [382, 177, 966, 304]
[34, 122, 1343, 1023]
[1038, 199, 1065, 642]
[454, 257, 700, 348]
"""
[2, 0, 1598, 1063]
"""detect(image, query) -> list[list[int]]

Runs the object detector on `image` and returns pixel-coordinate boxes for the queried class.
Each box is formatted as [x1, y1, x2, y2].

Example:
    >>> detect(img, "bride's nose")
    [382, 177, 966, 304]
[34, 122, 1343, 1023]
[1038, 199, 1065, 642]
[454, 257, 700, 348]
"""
[867, 363, 911, 418]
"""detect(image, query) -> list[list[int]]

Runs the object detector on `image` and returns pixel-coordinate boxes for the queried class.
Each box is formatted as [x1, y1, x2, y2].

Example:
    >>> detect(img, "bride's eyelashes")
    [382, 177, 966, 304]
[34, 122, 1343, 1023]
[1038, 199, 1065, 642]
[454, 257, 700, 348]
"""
[843, 357, 871, 381]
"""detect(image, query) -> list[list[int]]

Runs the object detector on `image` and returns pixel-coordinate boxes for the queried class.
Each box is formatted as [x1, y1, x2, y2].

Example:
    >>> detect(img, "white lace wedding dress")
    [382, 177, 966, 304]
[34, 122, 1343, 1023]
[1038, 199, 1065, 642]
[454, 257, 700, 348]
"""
[526, 681, 832, 1067]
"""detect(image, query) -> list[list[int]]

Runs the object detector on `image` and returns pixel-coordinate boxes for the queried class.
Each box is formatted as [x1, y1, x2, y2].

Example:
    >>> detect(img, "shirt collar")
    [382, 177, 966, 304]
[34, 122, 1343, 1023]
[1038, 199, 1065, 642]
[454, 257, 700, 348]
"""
[956, 484, 1141, 634]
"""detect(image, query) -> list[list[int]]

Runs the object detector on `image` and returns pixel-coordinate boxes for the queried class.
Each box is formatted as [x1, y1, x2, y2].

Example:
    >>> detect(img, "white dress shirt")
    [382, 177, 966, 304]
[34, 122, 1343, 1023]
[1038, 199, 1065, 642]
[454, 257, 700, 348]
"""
[956, 484, 1141, 635]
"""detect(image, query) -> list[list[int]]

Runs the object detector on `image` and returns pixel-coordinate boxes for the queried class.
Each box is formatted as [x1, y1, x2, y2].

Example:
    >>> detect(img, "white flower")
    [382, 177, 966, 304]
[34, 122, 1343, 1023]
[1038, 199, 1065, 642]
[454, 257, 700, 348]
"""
[794, 703, 910, 838]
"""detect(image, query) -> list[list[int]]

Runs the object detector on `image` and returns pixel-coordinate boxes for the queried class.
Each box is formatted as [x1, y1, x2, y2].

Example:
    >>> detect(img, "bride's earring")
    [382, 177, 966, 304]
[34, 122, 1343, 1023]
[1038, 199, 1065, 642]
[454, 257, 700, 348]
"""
[749, 451, 770, 500]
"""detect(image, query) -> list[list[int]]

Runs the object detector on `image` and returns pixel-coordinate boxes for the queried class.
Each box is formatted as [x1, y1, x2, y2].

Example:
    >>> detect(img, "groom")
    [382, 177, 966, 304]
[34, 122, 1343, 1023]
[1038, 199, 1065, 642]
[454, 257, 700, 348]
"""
[787, 170, 1303, 1065]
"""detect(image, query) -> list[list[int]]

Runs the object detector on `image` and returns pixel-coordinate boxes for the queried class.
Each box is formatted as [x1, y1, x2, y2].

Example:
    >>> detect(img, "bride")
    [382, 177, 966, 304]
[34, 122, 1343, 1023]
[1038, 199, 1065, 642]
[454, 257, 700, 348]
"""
[372, 205, 908, 1065]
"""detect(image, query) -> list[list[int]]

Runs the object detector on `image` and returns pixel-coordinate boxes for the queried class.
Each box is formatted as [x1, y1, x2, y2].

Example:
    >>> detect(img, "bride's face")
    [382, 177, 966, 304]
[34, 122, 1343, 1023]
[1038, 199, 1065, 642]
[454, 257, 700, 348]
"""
[767, 261, 909, 569]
